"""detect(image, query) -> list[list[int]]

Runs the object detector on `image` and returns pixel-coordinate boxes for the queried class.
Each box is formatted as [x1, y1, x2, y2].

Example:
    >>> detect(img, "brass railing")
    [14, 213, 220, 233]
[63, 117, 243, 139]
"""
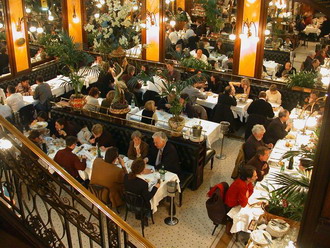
[0, 115, 155, 248]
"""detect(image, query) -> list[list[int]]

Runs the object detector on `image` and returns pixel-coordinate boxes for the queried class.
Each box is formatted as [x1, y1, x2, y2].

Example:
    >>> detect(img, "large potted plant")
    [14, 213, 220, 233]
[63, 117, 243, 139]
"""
[259, 169, 311, 222]
[41, 33, 98, 108]
[128, 71, 206, 132]
[287, 71, 317, 92]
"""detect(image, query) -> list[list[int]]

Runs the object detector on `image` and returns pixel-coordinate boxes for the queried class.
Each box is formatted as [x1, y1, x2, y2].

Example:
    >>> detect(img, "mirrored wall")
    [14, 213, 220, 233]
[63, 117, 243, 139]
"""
[24, 0, 63, 65]
[0, 0, 11, 77]
[164, 0, 237, 73]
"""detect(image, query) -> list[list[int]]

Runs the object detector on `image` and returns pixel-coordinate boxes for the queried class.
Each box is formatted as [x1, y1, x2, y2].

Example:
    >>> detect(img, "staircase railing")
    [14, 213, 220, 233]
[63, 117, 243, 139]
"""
[0, 115, 155, 248]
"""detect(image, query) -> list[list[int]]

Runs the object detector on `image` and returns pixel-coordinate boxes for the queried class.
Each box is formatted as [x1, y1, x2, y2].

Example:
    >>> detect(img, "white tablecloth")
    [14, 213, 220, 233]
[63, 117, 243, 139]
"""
[303, 25, 321, 36]
[196, 92, 252, 122]
[263, 60, 279, 76]
[128, 109, 220, 147]
[31, 75, 72, 97]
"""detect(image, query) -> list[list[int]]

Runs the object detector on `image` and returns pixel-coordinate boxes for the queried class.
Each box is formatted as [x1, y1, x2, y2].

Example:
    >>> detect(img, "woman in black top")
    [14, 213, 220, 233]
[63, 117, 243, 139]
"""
[206, 74, 223, 94]
[124, 158, 159, 209]
[141, 100, 157, 125]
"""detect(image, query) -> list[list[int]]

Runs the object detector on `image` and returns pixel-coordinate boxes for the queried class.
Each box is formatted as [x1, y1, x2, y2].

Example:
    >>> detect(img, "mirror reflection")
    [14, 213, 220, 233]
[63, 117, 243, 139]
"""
[0, 0, 10, 77]
[262, 0, 330, 87]
[24, 0, 63, 65]
[164, 0, 237, 73]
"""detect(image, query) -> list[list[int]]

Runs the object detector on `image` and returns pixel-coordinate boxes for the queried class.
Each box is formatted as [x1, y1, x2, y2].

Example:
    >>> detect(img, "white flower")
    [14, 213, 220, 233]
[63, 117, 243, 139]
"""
[119, 36, 128, 46]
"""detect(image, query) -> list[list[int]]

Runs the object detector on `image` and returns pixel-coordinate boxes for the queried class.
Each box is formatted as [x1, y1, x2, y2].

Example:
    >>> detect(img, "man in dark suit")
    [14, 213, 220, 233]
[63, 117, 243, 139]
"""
[195, 20, 207, 38]
[264, 109, 292, 145]
[163, 61, 181, 82]
[212, 86, 237, 131]
[54, 136, 87, 181]
[148, 131, 181, 174]
[245, 91, 274, 140]
[244, 124, 273, 162]
[246, 146, 270, 182]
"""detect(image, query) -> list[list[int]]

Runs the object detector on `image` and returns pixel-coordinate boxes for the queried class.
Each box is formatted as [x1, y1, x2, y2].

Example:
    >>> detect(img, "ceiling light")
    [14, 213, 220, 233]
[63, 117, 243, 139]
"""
[264, 29, 270, 35]
[229, 34, 236, 40]
[26, 8, 32, 14]
[94, 13, 100, 19]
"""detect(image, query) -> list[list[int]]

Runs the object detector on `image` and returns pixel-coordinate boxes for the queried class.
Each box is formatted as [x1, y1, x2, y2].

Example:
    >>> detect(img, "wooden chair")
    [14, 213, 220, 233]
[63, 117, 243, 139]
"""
[123, 191, 154, 237]
[89, 184, 120, 213]
[231, 143, 246, 179]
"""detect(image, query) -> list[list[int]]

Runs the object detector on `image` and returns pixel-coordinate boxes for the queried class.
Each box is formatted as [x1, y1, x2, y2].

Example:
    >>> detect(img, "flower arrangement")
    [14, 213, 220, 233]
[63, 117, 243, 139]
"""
[85, 0, 141, 54]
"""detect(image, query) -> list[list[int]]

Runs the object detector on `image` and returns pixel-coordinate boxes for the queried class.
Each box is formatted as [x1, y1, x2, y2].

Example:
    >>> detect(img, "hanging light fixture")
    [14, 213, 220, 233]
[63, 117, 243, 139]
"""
[25, 7, 32, 14]
[94, 13, 100, 19]
[239, 19, 259, 42]
[170, 20, 176, 27]
[229, 33, 236, 40]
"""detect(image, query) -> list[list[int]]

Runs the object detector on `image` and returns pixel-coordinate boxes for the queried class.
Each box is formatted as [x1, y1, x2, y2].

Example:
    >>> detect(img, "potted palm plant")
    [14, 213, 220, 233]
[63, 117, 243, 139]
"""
[41, 33, 99, 108]
[287, 71, 317, 92]
[128, 70, 206, 132]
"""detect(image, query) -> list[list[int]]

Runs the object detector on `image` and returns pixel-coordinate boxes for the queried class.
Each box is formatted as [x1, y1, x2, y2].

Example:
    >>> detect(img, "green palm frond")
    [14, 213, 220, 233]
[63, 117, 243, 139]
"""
[270, 171, 310, 202]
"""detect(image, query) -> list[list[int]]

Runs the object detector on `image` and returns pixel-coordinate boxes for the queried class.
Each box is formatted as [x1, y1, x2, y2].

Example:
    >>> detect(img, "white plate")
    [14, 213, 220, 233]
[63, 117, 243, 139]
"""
[251, 230, 272, 246]
[30, 121, 48, 129]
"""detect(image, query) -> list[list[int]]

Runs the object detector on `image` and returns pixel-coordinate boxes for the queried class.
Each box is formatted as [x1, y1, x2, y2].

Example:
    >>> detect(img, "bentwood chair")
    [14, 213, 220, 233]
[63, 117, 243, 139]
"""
[123, 191, 154, 237]
[89, 184, 120, 213]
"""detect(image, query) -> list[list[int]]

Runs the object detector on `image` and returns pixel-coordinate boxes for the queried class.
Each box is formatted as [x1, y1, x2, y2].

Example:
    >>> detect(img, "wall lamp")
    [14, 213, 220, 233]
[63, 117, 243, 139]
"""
[239, 19, 259, 42]
[72, 6, 80, 23]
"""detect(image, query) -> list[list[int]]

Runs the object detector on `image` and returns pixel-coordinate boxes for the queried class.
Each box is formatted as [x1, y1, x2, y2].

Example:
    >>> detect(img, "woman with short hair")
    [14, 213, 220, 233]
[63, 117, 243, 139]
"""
[84, 87, 100, 112]
[127, 131, 149, 160]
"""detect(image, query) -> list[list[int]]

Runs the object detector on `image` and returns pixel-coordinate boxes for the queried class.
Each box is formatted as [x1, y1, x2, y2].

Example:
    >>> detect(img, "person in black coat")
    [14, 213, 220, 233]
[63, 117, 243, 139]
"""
[180, 93, 198, 118]
[264, 109, 292, 145]
[275, 62, 296, 78]
[141, 100, 157, 126]
[148, 131, 181, 174]
[206, 74, 223, 94]
[89, 124, 116, 150]
[0, 47, 9, 75]
[212, 86, 237, 131]
[245, 91, 274, 140]
[195, 20, 207, 37]
[124, 158, 159, 210]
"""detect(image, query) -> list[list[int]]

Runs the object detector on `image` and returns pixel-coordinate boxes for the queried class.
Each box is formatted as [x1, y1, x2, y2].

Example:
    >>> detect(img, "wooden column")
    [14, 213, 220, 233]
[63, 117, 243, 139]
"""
[237, 0, 262, 77]
[65, 0, 83, 48]
[145, 0, 164, 62]
[176, 0, 185, 10]
[5, 0, 30, 74]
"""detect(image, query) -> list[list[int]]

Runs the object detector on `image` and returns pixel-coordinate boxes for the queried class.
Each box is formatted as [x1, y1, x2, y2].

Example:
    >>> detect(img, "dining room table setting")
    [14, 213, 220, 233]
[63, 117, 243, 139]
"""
[40, 135, 181, 213]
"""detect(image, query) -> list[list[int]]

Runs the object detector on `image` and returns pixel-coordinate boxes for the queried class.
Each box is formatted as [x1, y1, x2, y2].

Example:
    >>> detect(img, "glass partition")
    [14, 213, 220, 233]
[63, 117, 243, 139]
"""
[24, 0, 63, 65]
[0, 0, 11, 78]
[164, 0, 237, 73]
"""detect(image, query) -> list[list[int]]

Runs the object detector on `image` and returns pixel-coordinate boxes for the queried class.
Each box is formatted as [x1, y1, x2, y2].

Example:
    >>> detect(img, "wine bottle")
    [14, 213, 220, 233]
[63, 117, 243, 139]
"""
[287, 156, 294, 170]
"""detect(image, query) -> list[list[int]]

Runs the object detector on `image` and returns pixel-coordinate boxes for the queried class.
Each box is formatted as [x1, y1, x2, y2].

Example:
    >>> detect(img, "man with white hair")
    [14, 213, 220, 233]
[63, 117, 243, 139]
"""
[148, 131, 180, 174]
[244, 124, 273, 161]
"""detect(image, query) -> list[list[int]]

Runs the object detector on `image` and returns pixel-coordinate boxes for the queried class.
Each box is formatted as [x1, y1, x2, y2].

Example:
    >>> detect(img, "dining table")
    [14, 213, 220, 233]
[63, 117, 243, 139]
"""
[44, 139, 180, 213]
[30, 75, 72, 97]
[128, 109, 221, 147]
[196, 92, 253, 122]
[303, 25, 321, 36]
[227, 109, 318, 234]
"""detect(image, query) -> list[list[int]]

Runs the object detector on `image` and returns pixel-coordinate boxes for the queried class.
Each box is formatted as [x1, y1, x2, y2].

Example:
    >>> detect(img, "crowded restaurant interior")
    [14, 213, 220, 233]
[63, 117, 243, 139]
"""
[0, 0, 330, 247]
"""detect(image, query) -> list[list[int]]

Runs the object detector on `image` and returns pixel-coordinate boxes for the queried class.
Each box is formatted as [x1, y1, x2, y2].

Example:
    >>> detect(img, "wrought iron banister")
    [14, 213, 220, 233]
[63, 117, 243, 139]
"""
[0, 115, 155, 248]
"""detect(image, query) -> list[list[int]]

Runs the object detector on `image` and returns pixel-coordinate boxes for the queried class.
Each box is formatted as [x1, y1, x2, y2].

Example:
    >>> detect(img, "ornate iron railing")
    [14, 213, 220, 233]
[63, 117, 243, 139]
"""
[0, 115, 155, 248]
